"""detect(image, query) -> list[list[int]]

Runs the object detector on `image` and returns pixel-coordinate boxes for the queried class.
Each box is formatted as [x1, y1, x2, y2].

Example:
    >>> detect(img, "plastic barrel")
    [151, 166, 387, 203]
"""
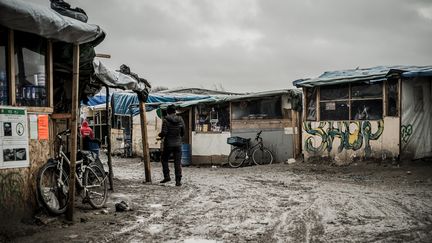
[181, 144, 191, 166]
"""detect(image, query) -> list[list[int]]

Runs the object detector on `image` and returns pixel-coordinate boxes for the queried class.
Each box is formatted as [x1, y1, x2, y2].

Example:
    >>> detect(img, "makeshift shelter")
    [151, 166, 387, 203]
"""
[0, 0, 150, 222]
[102, 89, 301, 164]
[293, 65, 432, 164]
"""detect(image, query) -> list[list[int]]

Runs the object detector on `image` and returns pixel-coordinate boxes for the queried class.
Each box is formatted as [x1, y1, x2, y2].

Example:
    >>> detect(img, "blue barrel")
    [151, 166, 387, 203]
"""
[181, 144, 191, 166]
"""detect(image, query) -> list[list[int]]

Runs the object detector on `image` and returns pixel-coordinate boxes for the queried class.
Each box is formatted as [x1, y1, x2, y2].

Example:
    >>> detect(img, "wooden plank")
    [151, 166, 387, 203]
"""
[316, 87, 320, 121]
[51, 113, 71, 119]
[66, 44, 79, 222]
[106, 87, 114, 190]
[47, 40, 54, 108]
[383, 81, 387, 117]
[7, 30, 15, 105]
[188, 107, 192, 145]
[27, 107, 54, 114]
[95, 53, 111, 59]
[398, 78, 402, 158]
[139, 102, 152, 182]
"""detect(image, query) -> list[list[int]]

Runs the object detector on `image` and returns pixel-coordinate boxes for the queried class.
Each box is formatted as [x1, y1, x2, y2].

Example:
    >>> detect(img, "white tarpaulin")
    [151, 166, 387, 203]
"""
[401, 77, 432, 159]
[0, 0, 104, 44]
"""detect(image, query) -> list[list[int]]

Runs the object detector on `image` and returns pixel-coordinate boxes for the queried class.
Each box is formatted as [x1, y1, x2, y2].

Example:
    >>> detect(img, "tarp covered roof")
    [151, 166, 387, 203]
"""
[87, 89, 302, 116]
[293, 65, 432, 88]
[0, 0, 104, 44]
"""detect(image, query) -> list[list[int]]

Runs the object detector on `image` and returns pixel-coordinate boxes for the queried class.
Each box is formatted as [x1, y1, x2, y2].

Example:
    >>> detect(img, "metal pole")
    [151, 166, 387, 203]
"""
[66, 44, 79, 222]
[106, 86, 114, 190]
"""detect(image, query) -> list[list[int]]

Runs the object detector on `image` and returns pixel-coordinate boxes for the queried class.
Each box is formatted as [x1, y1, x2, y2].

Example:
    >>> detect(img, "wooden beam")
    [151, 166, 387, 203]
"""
[139, 102, 152, 182]
[66, 44, 79, 222]
[27, 107, 54, 113]
[7, 29, 15, 106]
[95, 53, 111, 59]
[51, 113, 72, 119]
[47, 40, 54, 108]
[106, 87, 114, 190]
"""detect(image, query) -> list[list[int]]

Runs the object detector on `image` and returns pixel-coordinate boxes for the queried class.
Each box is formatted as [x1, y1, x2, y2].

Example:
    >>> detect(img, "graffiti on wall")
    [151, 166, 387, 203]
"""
[304, 120, 384, 156]
[0, 172, 25, 214]
[401, 124, 413, 143]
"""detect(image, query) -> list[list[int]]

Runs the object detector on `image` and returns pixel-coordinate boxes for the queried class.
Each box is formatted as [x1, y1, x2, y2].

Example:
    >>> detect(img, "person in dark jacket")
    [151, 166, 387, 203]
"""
[158, 105, 185, 186]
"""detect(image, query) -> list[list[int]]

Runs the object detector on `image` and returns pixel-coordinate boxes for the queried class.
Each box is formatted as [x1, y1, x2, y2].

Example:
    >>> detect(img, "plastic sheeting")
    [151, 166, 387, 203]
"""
[401, 77, 432, 159]
[110, 92, 212, 116]
[0, 0, 104, 44]
[93, 61, 149, 98]
[293, 65, 432, 88]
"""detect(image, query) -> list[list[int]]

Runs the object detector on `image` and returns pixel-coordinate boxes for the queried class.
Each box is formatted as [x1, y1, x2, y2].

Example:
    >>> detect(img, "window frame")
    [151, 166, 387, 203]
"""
[3, 28, 53, 112]
[306, 81, 394, 122]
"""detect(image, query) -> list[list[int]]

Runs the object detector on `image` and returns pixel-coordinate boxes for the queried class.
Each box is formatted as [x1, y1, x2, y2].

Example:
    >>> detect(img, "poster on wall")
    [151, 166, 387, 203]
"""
[0, 106, 30, 169]
[38, 115, 49, 140]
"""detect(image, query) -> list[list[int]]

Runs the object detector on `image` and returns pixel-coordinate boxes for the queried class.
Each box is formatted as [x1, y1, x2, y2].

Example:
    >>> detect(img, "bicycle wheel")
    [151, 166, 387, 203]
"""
[84, 164, 108, 209]
[252, 147, 273, 165]
[228, 147, 247, 168]
[37, 161, 69, 215]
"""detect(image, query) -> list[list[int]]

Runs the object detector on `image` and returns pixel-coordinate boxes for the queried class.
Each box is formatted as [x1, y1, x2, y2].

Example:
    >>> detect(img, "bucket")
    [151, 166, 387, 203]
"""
[181, 144, 191, 166]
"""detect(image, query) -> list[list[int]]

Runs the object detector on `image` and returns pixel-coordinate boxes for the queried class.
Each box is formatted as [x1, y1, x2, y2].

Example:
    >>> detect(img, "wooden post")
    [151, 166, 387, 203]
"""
[47, 40, 54, 108]
[7, 29, 15, 105]
[139, 101, 151, 182]
[66, 44, 79, 222]
[106, 86, 114, 190]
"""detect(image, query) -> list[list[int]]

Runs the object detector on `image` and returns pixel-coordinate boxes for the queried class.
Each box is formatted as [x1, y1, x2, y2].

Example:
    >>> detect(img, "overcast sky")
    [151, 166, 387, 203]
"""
[34, 0, 432, 92]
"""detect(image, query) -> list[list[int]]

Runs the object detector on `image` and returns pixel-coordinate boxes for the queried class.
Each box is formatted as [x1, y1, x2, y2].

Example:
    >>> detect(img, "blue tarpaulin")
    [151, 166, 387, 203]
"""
[85, 92, 212, 116]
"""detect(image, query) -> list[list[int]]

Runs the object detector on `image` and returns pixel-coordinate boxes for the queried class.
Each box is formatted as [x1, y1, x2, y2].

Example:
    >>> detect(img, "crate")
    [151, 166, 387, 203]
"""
[227, 136, 249, 147]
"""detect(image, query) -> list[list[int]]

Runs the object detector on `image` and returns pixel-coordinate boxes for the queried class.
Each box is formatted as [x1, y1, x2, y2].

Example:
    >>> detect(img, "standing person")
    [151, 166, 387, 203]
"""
[158, 105, 185, 186]
[80, 120, 94, 150]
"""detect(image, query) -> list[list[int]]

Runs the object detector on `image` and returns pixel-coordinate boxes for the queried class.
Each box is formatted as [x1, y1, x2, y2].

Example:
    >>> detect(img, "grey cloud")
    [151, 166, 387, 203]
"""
[30, 0, 432, 92]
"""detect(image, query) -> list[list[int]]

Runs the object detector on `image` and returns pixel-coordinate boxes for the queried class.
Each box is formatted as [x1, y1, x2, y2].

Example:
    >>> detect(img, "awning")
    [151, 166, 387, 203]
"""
[0, 0, 104, 44]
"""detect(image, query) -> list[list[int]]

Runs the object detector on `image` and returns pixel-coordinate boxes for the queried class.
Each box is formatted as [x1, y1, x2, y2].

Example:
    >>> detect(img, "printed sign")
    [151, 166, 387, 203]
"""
[0, 106, 29, 168]
[38, 115, 49, 140]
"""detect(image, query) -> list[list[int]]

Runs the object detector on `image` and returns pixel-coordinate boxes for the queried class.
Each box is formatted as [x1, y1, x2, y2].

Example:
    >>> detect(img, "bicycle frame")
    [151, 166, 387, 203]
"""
[55, 134, 107, 195]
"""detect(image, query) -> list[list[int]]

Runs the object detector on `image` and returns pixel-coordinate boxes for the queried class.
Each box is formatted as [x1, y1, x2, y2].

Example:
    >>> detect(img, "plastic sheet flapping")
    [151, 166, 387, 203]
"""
[401, 77, 432, 159]
[92, 61, 150, 103]
[0, 0, 104, 44]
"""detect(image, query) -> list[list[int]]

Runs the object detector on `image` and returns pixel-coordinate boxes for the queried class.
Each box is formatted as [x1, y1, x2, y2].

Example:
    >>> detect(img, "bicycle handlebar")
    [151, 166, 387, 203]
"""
[255, 130, 263, 141]
[57, 129, 71, 138]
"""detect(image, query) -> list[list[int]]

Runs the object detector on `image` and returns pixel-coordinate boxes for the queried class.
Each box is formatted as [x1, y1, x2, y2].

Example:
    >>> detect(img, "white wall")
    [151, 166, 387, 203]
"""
[191, 132, 231, 156]
[302, 117, 399, 164]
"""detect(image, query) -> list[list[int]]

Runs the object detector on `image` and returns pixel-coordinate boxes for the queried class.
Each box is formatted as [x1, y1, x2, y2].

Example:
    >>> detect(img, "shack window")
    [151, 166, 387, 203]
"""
[351, 99, 382, 120]
[350, 82, 383, 120]
[195, 104, 230, 132]
[320, 85, 349, 100]
[386, 79, 398, 116]
[0, 28, 7, 105]
[14, 31, 48, 107]
[351, 82, 382, 98]
[232, 97, 282, 120]
[320, 101, 349, 120]
[319, 85, 349, 120]
[305, 87, 317, 121]
[318, 82, 383, 121]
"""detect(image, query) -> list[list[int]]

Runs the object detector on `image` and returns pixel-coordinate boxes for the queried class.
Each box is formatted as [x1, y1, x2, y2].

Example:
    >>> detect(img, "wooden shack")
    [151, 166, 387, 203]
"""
[0, 0, 105, 222]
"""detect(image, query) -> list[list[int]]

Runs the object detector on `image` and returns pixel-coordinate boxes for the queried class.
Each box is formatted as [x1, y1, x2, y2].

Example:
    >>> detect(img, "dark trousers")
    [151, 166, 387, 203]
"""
[161, 146, 182, 181]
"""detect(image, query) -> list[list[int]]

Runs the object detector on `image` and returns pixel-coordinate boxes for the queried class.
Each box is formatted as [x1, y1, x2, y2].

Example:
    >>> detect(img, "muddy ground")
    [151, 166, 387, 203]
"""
[3, 157, 432, 243]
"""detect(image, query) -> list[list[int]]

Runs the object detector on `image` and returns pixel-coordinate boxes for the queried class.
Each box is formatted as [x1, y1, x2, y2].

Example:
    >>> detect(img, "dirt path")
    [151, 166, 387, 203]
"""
[7, 158, 432, 242]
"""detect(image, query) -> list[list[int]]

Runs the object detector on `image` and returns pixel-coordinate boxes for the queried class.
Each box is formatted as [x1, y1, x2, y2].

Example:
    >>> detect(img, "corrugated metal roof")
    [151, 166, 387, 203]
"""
[293, 65, 432, 88]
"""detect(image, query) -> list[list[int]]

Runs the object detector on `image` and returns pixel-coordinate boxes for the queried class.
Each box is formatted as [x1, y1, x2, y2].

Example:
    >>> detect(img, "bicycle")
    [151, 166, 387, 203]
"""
[37, 129, 108, 215]
[227, 131, 274, 168]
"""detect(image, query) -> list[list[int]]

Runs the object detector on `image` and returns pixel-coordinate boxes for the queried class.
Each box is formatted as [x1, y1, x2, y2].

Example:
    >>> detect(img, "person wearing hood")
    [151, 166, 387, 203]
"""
[158, 105, 185, 186]
[80, 119, 94, 150]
